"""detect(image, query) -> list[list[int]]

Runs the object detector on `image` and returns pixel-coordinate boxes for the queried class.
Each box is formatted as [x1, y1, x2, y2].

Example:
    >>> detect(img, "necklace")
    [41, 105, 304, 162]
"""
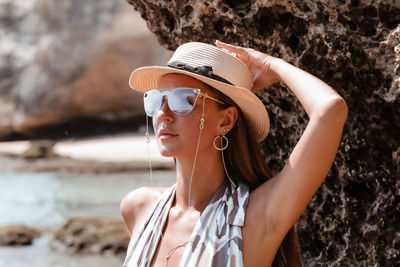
[164, 240, 190, 267]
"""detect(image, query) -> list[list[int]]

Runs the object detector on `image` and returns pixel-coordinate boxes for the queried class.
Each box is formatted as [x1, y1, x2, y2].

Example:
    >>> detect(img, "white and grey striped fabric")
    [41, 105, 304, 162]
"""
[123, 179, 250, 267]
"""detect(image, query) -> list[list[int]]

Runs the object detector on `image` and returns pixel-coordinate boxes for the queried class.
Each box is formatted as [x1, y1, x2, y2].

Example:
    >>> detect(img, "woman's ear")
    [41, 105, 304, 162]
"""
[218, 106, 238, 134]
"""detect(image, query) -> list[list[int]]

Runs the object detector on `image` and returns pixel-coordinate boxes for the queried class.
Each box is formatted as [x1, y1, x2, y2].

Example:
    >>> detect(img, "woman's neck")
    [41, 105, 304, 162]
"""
[174, 152, 225, 212]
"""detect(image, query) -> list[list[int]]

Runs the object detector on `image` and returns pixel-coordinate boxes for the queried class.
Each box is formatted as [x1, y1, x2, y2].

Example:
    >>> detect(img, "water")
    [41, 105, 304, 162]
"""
[0, 168, 176, 267]
[0, 236, 125, 267]
[0, 171, 175, 227]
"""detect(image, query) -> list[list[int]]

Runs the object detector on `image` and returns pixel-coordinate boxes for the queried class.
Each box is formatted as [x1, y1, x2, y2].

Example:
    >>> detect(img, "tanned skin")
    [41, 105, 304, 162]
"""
[120, 41, 348, 267]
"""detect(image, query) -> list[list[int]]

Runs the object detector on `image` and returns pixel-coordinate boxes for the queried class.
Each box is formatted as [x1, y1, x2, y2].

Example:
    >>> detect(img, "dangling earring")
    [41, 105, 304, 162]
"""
[213, 131, 237, 188]
[213, 134, 229, 150]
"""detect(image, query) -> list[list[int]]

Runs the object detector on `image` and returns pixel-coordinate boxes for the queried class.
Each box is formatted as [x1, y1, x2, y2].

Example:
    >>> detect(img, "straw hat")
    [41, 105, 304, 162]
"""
[129, 42, 269, 142]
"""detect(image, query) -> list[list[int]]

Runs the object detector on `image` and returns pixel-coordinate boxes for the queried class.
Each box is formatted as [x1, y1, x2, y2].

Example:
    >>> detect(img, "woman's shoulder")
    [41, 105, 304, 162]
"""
[120, 186, 169, 236]
[122, 186, 168, 204]
[120, 186, 169, 216]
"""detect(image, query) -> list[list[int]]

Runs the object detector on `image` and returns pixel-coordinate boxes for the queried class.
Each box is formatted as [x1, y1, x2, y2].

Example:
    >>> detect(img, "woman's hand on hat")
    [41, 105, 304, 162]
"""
[215, 40, 282, 92]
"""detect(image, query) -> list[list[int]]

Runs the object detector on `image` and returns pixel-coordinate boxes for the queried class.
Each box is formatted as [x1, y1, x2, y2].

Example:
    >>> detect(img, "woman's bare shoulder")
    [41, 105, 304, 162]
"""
[121, 186, 168, 209]
[120, 186, 169, 236]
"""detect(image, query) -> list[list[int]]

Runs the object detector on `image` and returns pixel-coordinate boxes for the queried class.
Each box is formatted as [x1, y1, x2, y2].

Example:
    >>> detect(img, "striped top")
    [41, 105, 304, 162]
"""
[122, 179, 250, 267]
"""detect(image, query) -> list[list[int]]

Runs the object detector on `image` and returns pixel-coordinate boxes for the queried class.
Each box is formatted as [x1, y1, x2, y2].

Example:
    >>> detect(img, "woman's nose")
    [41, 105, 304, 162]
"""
[155, 96, 174, 121]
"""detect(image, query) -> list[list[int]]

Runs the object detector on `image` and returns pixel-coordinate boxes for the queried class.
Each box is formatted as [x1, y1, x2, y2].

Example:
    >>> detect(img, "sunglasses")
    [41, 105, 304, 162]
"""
[143, 88, 224, 117]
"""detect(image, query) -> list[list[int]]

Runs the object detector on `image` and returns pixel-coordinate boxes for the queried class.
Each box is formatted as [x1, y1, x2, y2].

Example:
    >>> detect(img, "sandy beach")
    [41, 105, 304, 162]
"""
[0, 135, 174, 173]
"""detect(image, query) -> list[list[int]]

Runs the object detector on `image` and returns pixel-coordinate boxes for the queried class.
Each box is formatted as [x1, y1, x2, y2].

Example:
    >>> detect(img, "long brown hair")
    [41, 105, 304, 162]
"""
[212, 87, 303, 267]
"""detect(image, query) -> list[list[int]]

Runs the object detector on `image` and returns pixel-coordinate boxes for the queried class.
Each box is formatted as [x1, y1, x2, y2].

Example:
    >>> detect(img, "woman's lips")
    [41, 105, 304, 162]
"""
[158, 130, 178, 141]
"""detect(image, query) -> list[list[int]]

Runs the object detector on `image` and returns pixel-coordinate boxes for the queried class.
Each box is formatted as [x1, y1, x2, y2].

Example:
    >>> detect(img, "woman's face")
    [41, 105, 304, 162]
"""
[153, 73, 229, 158]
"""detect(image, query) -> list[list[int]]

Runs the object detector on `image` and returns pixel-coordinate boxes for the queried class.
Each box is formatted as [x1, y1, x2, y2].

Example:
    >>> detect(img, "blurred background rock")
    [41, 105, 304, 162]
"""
[0, 0, 171, 140]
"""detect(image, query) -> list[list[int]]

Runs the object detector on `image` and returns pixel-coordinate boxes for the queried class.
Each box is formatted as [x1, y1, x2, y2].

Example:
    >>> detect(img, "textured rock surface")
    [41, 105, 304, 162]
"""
[0, 0, 170, 137]
[127, 0, 400, 265]
[0, 224, 40, 246]
[51, 217, 129, 255]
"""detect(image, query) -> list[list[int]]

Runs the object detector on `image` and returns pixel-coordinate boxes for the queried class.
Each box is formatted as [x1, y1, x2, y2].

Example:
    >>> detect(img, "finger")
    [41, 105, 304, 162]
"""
[215, 40, 244, 54]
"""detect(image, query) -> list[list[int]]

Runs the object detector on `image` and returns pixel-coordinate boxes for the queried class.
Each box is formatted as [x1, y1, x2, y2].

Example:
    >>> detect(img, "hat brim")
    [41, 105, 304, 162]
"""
[129, 66, 269, 142]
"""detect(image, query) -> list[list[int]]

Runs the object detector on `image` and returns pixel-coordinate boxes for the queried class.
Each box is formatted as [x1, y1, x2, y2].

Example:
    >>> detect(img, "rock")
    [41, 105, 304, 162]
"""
[0, 224, 40, 246]
[127, 0, 400, 266]
[0, 0, 170, 138]
[50, 217, 129, 255]
[0, 97, 14, 137]
[22, 140, 56, 159]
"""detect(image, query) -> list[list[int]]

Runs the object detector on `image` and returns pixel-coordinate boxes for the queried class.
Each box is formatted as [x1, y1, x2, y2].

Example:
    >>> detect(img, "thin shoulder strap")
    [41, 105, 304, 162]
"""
[123, 185, 176, 267]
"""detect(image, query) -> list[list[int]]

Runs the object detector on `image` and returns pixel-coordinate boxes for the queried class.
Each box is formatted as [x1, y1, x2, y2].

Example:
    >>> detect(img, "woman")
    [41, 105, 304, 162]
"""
[120, 41, 348, 267]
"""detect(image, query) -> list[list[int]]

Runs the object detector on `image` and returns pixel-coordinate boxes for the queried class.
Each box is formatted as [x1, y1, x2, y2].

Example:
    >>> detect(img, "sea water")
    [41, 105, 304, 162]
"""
[0, 169, 175, 267]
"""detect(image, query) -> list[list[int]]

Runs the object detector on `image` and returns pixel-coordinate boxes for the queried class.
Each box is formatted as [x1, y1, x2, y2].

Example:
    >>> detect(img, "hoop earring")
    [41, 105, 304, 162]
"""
[213, 135, 229, 151]
[213, 134, 237, 188]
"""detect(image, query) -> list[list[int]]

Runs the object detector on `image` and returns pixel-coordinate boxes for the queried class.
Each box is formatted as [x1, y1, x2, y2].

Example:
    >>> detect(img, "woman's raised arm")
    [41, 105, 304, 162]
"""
[216, 40, 348, 235]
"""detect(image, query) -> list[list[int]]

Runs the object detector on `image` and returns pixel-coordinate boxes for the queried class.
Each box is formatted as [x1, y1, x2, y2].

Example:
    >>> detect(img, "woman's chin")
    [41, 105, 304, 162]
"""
[157, 140, 182, 157]
[158, 145, 178, 157]
[160, 150, 175, 157]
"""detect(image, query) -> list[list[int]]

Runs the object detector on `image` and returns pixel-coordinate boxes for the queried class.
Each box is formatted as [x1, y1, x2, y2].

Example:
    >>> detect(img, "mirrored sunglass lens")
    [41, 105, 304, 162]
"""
[144, 90, 162, 117]
[169, 89, 199, 114]
[143, 88, 200, 116]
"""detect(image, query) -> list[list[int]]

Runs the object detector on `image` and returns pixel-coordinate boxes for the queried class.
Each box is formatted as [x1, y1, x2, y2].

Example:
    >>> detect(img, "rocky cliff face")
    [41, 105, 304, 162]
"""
[127, 0, 399, 265]
[0, 0, 170, 138]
